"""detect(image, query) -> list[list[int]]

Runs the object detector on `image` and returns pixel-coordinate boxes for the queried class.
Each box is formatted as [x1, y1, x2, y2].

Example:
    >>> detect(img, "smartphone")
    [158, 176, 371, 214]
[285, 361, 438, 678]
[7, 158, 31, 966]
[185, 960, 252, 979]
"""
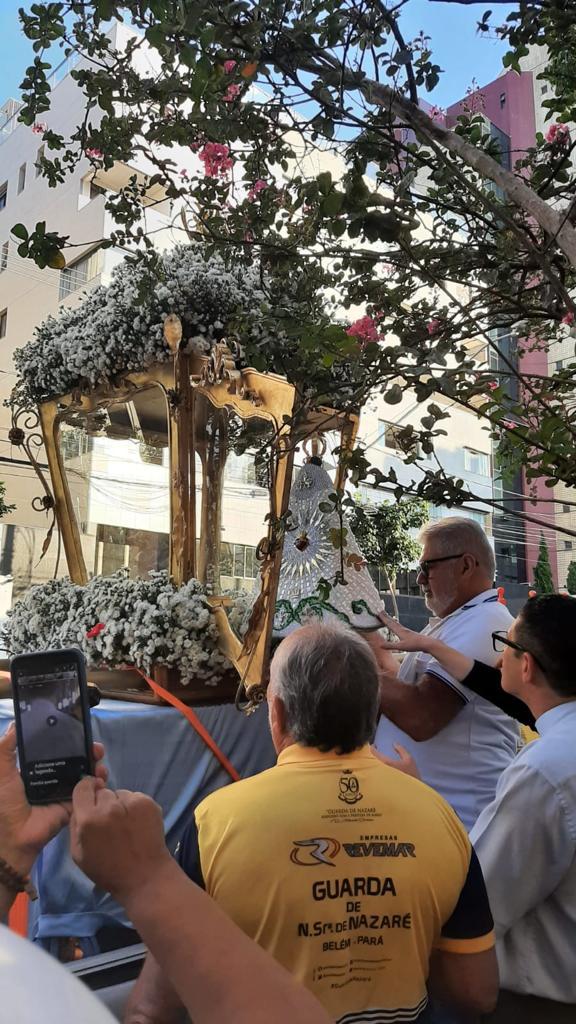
[11, 648, 95, 804]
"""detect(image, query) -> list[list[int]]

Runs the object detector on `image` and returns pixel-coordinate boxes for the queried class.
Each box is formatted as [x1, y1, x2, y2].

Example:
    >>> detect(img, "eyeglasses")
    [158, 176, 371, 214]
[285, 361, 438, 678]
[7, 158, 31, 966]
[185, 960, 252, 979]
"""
[492, 631, 546, 671]
[417, 553, 465, 578]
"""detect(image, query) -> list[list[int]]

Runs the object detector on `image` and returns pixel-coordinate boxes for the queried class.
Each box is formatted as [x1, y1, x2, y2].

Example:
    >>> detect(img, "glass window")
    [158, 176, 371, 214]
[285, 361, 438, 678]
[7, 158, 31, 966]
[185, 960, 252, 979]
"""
[0, 308, 6, 338]
[564, 540, 573, 551]
[0, 240, 7, 272]
[563, 504, 571, 513]
[233, 544, 245, 578]
[378, 420, 420, 455]
[464, 448, 490, 476]
[35, 145, 44, 177]
[59, 248, 102, 300]
[17, 163, 26, 194]
[0, 182, 7, 210]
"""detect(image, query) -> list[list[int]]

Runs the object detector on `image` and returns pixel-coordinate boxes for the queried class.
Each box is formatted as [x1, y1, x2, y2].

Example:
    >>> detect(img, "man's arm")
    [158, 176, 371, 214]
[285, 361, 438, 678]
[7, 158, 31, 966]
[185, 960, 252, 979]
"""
[379, 671, 466, 741]
[429, 948, 498, 1015]
[470, 760, 574, 937]
[124, 954, 184, 1024]
[0, 726, 107, 917]
[430, 847, 498, 1015]
[72, 780, 332, 1024]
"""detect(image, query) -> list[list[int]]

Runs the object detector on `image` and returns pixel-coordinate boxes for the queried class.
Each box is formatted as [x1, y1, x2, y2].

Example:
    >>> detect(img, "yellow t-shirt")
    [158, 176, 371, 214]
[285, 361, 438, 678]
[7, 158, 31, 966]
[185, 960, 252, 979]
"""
[178, 745, 494, 1023]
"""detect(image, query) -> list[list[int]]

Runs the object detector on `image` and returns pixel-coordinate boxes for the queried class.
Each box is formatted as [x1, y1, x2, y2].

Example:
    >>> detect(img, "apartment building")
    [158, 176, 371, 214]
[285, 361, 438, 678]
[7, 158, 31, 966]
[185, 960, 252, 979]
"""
[445, 48, 567, 589]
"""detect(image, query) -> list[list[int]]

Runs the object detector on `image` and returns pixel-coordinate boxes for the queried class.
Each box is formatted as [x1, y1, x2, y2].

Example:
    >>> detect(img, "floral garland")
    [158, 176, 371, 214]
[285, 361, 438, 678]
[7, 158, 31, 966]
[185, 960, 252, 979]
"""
[2, 570, 254, 686]
[11, 244, 276, 408]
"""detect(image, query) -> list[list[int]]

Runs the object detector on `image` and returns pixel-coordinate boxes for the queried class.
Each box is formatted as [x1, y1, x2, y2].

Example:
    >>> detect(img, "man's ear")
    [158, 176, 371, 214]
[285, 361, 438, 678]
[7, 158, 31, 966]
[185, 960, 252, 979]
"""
[522, 651, 539, 689]
[461, 553, 477, 575]
[268, 693, 288, 747]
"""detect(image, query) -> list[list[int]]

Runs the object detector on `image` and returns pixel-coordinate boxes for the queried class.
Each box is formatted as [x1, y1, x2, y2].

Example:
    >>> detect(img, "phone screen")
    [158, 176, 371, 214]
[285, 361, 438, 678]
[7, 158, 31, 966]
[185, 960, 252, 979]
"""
[15, 659, 91, 802]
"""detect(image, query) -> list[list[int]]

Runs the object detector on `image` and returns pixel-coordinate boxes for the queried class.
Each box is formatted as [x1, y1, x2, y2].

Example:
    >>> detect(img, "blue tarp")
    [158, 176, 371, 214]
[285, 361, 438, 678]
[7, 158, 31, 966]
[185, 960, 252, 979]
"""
[0, 698, 276, 953]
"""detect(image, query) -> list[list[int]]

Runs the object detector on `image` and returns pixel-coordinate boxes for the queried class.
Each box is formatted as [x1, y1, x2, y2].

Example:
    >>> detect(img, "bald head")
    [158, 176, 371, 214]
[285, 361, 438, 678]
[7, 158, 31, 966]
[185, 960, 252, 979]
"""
[269, 622, 380, 754]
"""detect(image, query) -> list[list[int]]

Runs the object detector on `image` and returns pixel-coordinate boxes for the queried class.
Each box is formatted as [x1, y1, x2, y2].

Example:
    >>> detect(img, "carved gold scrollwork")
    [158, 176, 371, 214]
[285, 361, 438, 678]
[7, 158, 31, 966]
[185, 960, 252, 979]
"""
[196, 341, 263, 407]
[9, 402, 60, 573]
[200, 341, 240, 387]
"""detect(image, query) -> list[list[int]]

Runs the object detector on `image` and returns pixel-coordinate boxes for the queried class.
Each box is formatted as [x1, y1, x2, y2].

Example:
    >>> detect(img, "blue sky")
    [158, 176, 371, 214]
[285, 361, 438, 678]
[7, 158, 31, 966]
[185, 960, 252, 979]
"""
[0, 1, 515, 109]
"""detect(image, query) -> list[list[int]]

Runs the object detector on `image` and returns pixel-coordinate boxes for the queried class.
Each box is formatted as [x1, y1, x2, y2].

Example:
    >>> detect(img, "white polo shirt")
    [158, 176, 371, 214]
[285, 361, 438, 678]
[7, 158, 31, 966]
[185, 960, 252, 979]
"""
[374, 589, 520, 830]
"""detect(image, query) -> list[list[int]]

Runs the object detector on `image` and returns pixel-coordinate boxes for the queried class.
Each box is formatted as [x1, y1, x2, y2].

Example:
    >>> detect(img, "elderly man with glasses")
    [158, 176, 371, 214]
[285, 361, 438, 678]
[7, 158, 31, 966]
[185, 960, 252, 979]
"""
[371, 517, 520, 830]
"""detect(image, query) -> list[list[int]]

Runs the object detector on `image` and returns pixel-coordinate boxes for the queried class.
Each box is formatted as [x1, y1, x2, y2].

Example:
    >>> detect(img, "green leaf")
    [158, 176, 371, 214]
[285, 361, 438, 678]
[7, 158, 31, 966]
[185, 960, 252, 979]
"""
[317, 171, 333, 195]
[384, 384, 403, 404]
[11, 223, 28, 240]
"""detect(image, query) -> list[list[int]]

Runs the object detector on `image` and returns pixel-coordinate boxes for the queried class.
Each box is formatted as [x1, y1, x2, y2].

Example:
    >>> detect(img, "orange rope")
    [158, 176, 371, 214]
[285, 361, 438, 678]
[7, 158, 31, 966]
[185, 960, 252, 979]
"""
[135, 669, 240, 783]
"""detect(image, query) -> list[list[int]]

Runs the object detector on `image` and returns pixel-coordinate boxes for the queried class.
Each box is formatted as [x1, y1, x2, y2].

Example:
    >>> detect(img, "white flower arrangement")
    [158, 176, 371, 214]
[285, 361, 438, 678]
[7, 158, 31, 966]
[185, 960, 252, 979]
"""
[12, 244, 275, 407]
[3, 570, 254, 686]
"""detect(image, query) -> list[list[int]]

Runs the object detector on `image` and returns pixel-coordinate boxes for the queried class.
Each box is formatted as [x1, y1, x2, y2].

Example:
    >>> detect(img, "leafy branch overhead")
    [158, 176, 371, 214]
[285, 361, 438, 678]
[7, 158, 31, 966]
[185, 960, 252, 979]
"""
[11, 0, 576, 534]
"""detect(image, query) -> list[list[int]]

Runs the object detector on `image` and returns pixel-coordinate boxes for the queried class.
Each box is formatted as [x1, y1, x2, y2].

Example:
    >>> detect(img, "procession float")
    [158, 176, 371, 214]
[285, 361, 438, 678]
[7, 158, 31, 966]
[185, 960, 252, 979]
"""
[4, 245, 382, 711]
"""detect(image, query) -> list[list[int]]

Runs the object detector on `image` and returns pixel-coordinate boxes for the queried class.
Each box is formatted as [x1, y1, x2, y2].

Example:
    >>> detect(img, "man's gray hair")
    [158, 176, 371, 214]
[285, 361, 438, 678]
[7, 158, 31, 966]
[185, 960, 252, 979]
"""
[273, 622, 380, 754]
[419, 516, 495, 579]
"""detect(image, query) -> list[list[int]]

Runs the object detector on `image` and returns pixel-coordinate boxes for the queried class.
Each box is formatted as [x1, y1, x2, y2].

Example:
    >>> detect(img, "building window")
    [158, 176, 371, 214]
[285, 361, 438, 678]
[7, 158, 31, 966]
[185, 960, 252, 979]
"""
[464, 448, 490, 476]
[17, 163, 26, 194]
[0, 241, 7, 272]
[563, 504, 571, 513]
[555, 360, 563, 371]
[499, 92, 506, 109]
[0, 183, 7, 211]
[541, 84, 548, 95]
[225, 452, 257, 485]
[89, 180, 107, 200]
[429, 504, 487, 529]
[59, 248, 102, 300]
[377, 420, 420, 455]
[564, 541, 573, 551]
[0, 309, 6, 338]
[220, 542, 257, 581]
[35, 145, 45, 177]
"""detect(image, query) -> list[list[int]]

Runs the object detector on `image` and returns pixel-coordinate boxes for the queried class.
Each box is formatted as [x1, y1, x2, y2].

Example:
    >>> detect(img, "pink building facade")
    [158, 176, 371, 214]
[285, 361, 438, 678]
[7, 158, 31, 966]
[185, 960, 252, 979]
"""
[446, 69, 559, 588]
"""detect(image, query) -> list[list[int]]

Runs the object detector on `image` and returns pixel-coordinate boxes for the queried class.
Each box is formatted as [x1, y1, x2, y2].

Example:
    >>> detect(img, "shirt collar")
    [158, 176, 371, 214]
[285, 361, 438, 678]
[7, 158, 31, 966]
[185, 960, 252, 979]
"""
[535, 700, 576, 735]
[277, 743, 374, 767]
[428, 588, 499, 628]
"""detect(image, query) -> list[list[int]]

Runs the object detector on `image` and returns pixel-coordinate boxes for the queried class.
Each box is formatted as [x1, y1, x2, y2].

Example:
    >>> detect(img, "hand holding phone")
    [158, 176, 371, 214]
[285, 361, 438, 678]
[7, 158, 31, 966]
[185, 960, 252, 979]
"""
[11, 649, 95, 805]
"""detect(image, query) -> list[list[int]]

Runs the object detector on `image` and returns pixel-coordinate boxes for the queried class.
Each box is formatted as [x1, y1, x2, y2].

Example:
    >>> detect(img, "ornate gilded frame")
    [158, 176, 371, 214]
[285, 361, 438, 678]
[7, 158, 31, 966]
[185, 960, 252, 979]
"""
[32, 340, 358, 704]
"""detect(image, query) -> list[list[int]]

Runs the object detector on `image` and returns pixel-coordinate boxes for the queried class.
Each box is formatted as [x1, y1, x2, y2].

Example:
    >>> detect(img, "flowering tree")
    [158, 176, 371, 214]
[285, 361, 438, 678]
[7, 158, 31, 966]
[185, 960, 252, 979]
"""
[10, 0, 576, 539]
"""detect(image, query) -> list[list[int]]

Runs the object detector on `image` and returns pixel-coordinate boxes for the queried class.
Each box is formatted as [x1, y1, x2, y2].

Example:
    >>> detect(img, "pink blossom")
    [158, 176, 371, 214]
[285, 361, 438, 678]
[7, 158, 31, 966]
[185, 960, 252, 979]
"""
[562, 310, 574, 326]
[346, 316, 380, 345]
[179, 169, 189, 180]
[198, 141, 234, 179]
[223, 60, 237, 74]
[32, 122, 47, 134]
[502, 420, 517, 430]
[86, 147, 104, 160]
[487, 380, 498, 391]
[426, 318, 442, 336]
[246, 179, 268, 201]
[223, 83, 241, 103]
[545, 122, 570, 146]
